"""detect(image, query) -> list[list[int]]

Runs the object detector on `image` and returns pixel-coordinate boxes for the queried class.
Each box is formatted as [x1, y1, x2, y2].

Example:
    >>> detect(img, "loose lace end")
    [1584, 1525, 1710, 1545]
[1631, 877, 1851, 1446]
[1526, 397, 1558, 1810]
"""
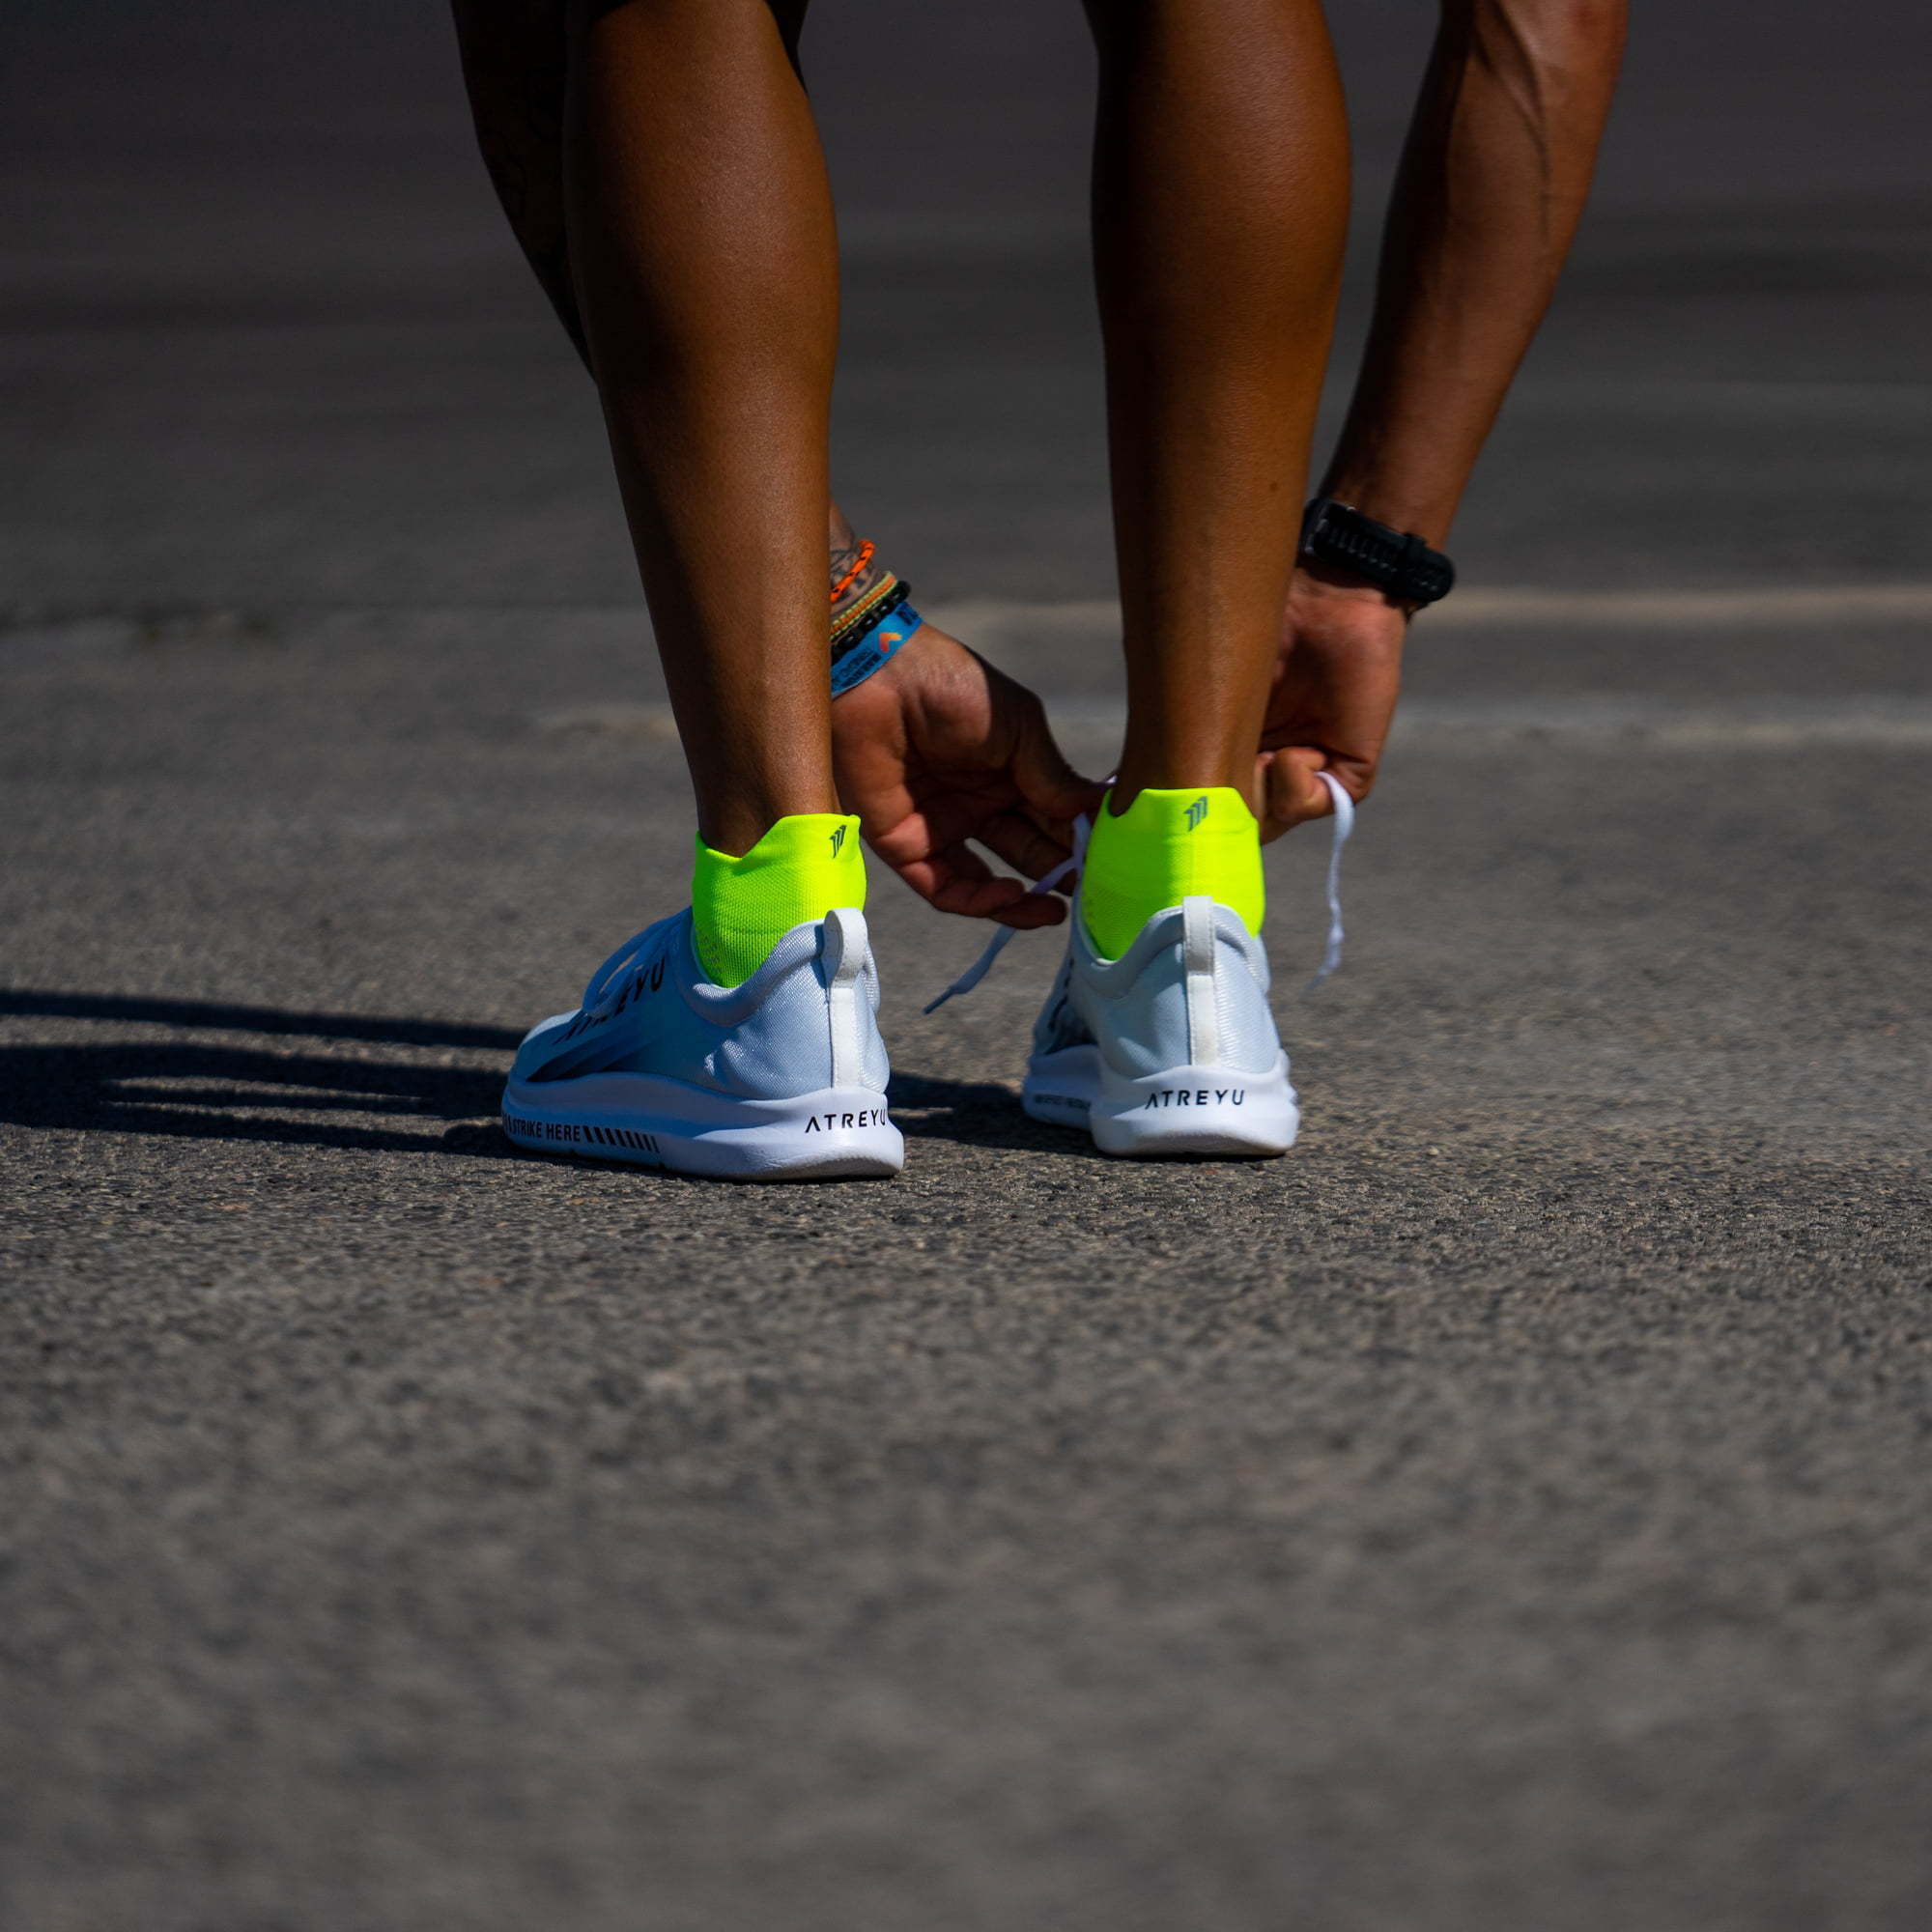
[923, 924, 1019, 1013]
[921, 843, 1084, 1014]
[1303, 769, 1354, 993]
[925, 773, 1356, 1013]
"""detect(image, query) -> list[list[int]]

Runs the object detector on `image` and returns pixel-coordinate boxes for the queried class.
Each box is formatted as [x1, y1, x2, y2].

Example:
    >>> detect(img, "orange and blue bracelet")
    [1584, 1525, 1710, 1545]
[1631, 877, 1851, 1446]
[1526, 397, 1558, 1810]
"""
[830, 556, 923, 696]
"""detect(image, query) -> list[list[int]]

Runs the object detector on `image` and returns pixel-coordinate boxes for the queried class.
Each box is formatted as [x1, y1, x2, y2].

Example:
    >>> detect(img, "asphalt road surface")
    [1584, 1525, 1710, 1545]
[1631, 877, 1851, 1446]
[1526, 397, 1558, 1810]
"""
[4, 4, 1929, 1927]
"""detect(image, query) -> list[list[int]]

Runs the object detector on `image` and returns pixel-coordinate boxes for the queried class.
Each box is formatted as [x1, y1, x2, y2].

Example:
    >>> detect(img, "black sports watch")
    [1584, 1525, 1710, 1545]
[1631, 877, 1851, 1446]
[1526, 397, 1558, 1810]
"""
[1299, 497, 1456, 608]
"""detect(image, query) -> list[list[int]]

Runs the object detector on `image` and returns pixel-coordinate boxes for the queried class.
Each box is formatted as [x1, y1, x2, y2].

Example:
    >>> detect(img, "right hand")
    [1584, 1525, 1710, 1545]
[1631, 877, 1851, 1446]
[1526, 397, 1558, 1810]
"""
[1255, 564, 1408, 842]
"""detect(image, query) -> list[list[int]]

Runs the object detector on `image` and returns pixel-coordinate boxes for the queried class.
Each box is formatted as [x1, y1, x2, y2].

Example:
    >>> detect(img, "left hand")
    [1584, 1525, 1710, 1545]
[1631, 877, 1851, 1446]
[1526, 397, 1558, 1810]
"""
[832, 623, 1106, 927]
[1255, 564, 1408, 842]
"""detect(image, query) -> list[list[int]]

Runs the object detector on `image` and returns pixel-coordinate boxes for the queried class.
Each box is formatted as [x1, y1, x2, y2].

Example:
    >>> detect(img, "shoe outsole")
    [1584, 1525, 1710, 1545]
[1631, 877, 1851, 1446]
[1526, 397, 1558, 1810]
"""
[502, 1074, 902, 1181]
[1024, 1047, 1298, 1160]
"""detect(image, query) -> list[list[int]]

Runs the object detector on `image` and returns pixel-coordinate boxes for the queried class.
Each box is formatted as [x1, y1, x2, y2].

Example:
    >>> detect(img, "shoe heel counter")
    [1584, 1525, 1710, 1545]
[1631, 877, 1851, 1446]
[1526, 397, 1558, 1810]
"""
[1180, 896, 1284, 1076]
[1218, 933, 1283, 1078]
[821, 906, 889, 1093]
[1181, 897, 1220, 1066]
[703, 909, 884, 1100]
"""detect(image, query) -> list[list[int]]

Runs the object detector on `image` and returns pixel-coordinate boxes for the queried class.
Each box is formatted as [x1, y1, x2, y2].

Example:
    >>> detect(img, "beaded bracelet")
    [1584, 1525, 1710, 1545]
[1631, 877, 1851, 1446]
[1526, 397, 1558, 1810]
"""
[830, 551, 923, 696]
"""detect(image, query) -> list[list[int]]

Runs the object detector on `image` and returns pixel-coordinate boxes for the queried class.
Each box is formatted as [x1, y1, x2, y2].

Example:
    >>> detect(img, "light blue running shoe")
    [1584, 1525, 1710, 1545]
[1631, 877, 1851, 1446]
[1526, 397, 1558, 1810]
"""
[502, 906, 901, 1180]
[925, 771, 1354, 1160]
[1023, 895, 1298, 1157]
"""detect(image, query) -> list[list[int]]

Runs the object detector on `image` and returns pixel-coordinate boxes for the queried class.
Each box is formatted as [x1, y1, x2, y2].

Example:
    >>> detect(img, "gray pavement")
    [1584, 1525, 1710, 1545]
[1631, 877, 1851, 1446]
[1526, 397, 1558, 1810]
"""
[3, 4, 1930, 1928]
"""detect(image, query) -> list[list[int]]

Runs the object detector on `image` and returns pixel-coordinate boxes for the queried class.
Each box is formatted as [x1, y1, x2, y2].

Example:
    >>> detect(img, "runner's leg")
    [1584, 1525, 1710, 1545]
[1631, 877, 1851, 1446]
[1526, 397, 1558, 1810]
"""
[560, 0, 837, 856]
[451, 0, 871, 687]
[489, 0, 895, 1176]
[1085, 0, 1350, 810]
[1023, 0, 1349, 1163]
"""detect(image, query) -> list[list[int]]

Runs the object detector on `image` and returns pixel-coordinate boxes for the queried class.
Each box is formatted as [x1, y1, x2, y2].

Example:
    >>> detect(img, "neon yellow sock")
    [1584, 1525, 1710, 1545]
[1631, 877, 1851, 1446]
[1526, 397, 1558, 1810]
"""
[691, 813, 865, 987]
[1081, 786, 1264, 959]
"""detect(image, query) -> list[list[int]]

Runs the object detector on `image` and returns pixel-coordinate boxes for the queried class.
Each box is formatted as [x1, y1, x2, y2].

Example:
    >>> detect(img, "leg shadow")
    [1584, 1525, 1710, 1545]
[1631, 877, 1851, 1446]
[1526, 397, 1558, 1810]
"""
[0, 991, 521, 1156]
[886, 1070, 1104, 1158]
[1, 993, 1104, 1161]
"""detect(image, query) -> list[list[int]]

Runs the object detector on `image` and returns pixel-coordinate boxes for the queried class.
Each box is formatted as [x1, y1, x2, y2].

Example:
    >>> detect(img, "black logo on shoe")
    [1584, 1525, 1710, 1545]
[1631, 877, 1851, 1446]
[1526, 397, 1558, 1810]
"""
[1143, 1087, 1244, 1109]
[804, 1107, 890, 1133]
[554, 950, 668, 1044]
[1185, 795, 1209, 831]
[502, 1110, 663, 1158]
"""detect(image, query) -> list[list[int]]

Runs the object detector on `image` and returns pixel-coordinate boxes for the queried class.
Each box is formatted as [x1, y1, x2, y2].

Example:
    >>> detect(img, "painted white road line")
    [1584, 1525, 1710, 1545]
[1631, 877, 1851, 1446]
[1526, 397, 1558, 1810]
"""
[536, 696, 1932, 747]
[8, 584, 1930, 662]
[926, 583, 1932, 637]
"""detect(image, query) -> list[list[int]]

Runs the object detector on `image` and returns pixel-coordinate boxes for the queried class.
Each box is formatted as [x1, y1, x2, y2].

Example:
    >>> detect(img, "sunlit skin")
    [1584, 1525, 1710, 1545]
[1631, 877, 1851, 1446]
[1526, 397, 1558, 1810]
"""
[828, 503, 1099, 927]
[1261, 0, 1629, 835]
[1085, 0, 1350, 815]
[451, 0, 1098, 914]
[562, 0, 841, 856]
[451, 0, 1627, 877]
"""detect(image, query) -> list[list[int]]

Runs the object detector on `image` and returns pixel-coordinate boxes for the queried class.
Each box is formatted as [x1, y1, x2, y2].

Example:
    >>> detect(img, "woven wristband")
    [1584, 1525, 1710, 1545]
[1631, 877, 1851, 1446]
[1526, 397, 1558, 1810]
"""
[830, 568, 923, 696]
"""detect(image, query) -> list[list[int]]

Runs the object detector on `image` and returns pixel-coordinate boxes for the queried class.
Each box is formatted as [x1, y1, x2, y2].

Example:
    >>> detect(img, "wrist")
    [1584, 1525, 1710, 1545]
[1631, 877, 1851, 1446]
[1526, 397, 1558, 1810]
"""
[1293, 558, 1417, 617]
[830, 541, 888, 618]
[1316, 466, 1458, 553]
[829, 537, 924, 697]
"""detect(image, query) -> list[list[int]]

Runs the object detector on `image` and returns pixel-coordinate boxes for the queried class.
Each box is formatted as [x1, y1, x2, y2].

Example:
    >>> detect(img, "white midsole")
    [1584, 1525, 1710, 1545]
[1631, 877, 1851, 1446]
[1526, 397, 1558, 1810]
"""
[501, 1072, 902, 1179]
[1024, 1046, 1298, 1157]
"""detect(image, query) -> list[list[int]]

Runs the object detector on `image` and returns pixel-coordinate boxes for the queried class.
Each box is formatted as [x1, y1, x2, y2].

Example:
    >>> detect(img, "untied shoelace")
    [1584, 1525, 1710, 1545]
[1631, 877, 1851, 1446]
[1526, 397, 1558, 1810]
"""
[924, 768, 1355, 1014]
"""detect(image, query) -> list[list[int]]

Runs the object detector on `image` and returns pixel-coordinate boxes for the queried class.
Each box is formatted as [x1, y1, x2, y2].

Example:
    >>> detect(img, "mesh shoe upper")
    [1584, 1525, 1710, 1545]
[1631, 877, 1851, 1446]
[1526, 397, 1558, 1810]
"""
[1038, 896, 1282, 1080]
[1030, 951, 1094, 1057]
[512, 907, 889, 1100]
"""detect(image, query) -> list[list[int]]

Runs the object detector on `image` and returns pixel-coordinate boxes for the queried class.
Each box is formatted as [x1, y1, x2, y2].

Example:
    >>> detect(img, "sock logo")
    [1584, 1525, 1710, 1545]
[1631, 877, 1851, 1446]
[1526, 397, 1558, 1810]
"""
[829, 824, 847, 858]
[1185, 795, 1210, 831]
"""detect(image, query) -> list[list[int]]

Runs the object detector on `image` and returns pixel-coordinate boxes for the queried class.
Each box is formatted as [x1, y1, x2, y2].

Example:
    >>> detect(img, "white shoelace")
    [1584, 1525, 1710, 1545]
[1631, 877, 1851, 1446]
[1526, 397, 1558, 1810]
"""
[922, 820, 1092, 1014]
[924, 769, 1354, 1014]
[1307, 768, 1354, 988]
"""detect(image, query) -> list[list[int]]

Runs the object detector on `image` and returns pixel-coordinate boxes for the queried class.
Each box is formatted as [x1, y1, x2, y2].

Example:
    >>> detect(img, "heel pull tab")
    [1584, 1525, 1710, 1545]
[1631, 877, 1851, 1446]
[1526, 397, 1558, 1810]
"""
[1181, 896, 1219, 1067]
[821, 905, 868, 1088]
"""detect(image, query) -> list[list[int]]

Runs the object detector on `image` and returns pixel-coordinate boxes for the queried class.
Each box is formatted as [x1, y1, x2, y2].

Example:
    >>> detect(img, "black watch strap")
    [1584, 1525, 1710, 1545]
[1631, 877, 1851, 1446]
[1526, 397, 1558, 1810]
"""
[1299, 497, 1456, 607]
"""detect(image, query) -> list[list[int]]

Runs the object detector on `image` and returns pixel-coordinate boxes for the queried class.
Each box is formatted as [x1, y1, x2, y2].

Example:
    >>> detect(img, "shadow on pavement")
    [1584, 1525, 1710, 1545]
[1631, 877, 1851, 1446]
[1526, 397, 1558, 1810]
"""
[0, 990, 516, 1154]
[0, 991, 521, 1050]
[0, 992, 1086, 1159]
[887, 1069, 1097, 1156]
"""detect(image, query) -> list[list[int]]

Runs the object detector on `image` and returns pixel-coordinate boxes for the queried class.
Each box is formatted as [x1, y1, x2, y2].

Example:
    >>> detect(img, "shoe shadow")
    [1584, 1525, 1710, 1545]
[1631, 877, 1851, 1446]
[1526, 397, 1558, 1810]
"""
[0, 991, 522, 1157]
[0, 992, 1097, 1162]
[886, 1070, 1103, 1158]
